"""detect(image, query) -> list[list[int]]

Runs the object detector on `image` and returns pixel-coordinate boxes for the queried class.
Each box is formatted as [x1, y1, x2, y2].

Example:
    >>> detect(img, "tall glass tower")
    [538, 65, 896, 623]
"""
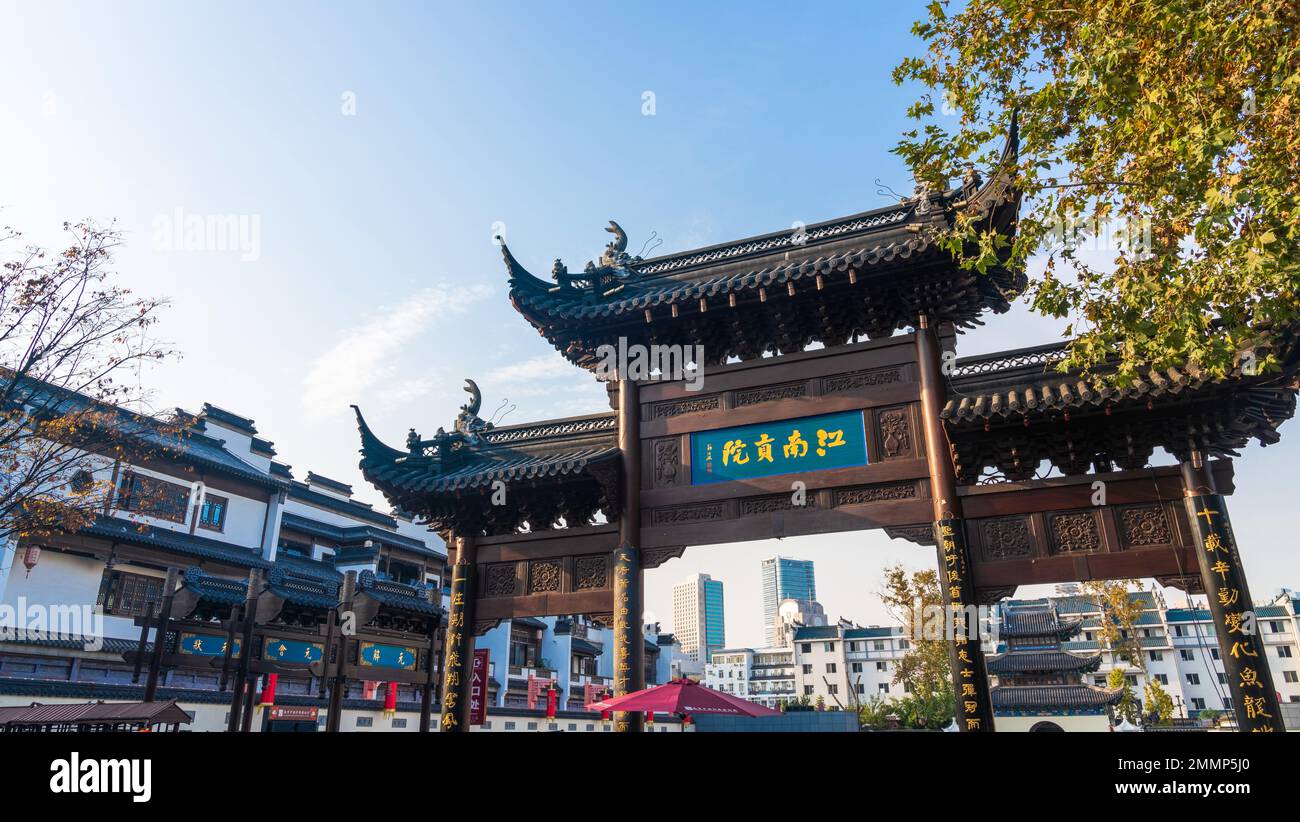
[672, 573, 726, 663]
[760, 556, 816, 646]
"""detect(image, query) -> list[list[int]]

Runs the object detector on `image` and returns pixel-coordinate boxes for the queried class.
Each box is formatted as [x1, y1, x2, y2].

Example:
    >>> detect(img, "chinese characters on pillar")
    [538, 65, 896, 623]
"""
[440, 566, 472, 732]
[612, 545, 641, 732]
[935, 518, 993, 732]
[1185, 494, 1285, 732]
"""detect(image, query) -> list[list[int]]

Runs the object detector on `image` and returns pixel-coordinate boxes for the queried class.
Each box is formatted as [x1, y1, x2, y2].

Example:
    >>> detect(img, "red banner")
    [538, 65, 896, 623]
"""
[469, 649, 490, 726]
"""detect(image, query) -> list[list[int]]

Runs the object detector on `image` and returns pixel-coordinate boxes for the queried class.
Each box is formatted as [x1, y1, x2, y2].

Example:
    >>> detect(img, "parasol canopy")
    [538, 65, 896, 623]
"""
[587, 678, 781, 717]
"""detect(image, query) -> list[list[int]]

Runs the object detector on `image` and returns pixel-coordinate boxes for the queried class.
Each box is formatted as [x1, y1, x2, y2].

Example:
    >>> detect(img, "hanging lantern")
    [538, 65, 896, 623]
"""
[21, 545, 40, 577]
[258, 673, 278, 707]
[546, 684, 557, 719]
[384, 681, 398, 717]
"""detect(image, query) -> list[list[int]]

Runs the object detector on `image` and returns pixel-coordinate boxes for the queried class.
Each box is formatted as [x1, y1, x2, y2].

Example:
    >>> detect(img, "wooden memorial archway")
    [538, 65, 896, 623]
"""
[354, 127, 1295, 732]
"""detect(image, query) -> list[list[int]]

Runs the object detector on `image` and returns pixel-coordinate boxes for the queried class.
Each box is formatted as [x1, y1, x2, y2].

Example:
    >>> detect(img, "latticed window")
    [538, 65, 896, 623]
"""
[116, 472, 190, 523]
[104, 570, 163, 618]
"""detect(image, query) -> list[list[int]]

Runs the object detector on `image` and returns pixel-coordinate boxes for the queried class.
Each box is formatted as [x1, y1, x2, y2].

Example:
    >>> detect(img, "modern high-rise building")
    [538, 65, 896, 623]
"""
[761, 556, 816, 646]
[672, 573, 726, 663]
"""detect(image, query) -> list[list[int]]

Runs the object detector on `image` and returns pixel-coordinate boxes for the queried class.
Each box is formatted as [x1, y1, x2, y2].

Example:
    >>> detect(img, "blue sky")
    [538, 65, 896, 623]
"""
[3, 1, 1297, 648]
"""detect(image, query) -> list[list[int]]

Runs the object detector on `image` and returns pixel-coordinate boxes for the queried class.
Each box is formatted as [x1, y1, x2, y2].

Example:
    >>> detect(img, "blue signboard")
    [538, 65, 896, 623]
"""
[358, 641, 419, 671]
[262, 636, 325, 665]
[179, 632, 241, 658]
[690, 410, 868, 485]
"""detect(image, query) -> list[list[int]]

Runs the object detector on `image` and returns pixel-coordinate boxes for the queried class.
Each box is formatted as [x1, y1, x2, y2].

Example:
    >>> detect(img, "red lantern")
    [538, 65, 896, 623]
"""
[384, 681, 398, 716]
[546, 685, 557, 719]
[21, 545, 40, 577]
[257, 673, 278, 707]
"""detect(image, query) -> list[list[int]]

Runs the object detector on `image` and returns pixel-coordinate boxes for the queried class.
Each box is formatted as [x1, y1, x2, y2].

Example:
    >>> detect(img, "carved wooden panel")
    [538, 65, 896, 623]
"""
[651, 395, 720, 419]
[483, 563, 519, 597]
[980, 516, 1034, 560]
[528, 560, 561, 593]
[1118, 504, 1173, 548]
[652, 438, 681, 488]
[735, 382, 807, 407]
[1048, 511, 1103, 554]
[875, 405, 913, 460]
[650, 502, 727, 526]
[822, 367, 903, 393]
[573, 555, 609, 590]
[740, 494, 818, 515]
[834, 481, 916, 506]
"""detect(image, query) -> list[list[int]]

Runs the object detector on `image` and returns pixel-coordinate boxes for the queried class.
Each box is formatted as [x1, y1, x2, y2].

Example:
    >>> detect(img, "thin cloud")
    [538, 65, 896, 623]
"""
[301, 284, 490, 420]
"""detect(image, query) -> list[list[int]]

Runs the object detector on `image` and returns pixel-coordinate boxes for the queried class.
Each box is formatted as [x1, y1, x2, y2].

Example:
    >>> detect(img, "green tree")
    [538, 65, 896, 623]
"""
[894, 1, 1300, 384]
[1107, 667, 1140, 724]
[879, 564, 951, 700]
[1144, 678, 1175, 725]
[1083, 580, 1147, 670]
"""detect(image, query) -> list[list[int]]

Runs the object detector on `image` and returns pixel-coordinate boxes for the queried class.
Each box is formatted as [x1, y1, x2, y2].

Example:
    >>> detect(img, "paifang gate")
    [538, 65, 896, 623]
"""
[353, 126, 1297, 732]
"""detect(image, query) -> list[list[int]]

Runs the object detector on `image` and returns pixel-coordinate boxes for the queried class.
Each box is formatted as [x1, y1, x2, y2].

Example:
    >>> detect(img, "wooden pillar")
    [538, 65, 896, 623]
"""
[419, 588, 442, 733]
[440, 534, 477, 732]
[614, 378, 645, 733]
[227, 568, 261, 733]
[143, 567, 179, 702]
[218, 602, 240, 692]
[915, 316, 994, 732]
[1180, 455, 1285, 732]
[326, 570, 356, 732]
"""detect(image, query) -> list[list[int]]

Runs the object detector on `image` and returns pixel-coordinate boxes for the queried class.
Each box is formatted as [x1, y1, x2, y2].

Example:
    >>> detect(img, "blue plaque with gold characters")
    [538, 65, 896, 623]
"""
[262, 636, 324, 665]
[690, 409, 868, 485]
[179, 632, 241, 658]
[359, 641, 419, 671]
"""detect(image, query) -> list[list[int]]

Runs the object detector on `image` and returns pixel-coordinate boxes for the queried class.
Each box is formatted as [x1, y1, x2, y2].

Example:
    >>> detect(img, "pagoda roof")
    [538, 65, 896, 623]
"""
[942, 336, 1300, 479]
[1000, 604, 1083, 639]
[354, 397, 619, 535]
[504, 127, 1024, 369]
[987, 650, 1102, 676]
[991, 684, 1123, 711]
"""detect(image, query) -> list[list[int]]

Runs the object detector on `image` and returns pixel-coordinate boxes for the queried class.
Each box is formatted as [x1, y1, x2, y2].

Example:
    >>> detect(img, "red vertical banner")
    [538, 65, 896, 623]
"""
[469, 649, 489, 726]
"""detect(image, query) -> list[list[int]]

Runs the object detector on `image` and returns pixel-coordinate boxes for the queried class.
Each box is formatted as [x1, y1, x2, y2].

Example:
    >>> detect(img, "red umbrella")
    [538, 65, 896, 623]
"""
[587, 678, 780, 718]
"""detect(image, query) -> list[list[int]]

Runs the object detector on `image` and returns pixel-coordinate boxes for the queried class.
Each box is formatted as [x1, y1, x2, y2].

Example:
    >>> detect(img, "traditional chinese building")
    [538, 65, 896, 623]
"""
[988, 600, 1121, 731]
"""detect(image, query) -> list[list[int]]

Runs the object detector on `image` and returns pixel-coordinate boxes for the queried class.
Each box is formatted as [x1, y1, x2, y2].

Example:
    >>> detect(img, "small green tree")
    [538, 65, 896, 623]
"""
[1083, 580, 1148, 671]
[1107, 668, 1140, 724]
[1143, 678, 1175, 725]
[879, 565, 952, 700]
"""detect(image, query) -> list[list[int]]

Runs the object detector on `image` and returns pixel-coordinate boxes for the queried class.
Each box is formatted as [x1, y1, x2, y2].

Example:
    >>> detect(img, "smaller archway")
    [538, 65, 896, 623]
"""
[1029, 720, 1065, 732]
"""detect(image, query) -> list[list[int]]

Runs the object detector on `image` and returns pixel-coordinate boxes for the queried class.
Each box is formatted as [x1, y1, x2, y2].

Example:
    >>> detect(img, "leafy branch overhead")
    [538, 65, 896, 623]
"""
[895, 0, 1300, 384]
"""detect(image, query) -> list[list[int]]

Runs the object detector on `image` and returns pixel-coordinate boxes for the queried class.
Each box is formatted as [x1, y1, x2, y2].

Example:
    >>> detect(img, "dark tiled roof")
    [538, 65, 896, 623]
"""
[180, 566, 247, 606]
[305, 471, 353, 495]
[987, 650, 1102, 675]
[992, 684, 1122, 711]
[0, 636, 150, 654]
[200, 403, 258, 435]
[942, 342, 1298, 453]
[571, 637, 603, 656]
[513, 617, 547, 630]
[286, 481, 397, 528]
[1001, 605, 1082, 639]
[249, 437, 277, 457]
[81, 515, 272, 569]
[265, 565, 340, 610]
[792, 626, 840, 641]
[273, 553, 342, 583]
[355, 571, 440, 616]
[844, 626, 899, 640]
[279, 512, 440, 558]
[0, 699, 192, 728]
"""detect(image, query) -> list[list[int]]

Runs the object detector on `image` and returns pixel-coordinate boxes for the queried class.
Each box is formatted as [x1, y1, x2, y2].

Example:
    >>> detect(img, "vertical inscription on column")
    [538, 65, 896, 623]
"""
[1185, 494, 1285, 732]
[936, 519, 994, 732]
[440, 563, 472, 732]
